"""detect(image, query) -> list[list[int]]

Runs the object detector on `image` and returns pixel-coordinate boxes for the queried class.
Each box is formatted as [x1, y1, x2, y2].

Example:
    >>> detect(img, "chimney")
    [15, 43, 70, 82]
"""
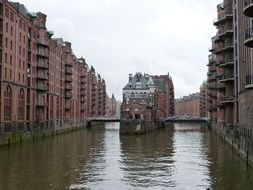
[129, 74, 133, 81]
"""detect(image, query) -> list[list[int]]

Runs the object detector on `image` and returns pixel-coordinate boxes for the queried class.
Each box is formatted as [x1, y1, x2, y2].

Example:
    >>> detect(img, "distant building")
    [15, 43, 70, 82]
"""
[105, 94, 117, 117]
[175, 93, 200, 118]
[121, 72, 174, 121]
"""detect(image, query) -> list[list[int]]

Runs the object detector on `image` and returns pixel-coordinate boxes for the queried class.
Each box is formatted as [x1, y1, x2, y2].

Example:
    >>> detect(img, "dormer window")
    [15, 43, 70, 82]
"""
[136, 82, 142, 89]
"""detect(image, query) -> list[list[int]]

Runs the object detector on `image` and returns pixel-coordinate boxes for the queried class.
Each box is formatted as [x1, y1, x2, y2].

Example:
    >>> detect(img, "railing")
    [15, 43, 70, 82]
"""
[37, 62, 49, 68]
[65, 92, 72, 98]
[220, 96, 234, 102]
[216, 83, 226, 89]
[65, 83, 72, 89]
[65, 67, 72, 74]
[37, 50, 49, 58]
[37, 72, 49, 80]
[245, 27, 253, 41]
[36, 38, 49, 47]
[65, 75, 72, 81]
[208, 54, 216, 63]
[246, 74, 253, 85]
[37, 83, 49, 91]
[219, 74, 234, 80]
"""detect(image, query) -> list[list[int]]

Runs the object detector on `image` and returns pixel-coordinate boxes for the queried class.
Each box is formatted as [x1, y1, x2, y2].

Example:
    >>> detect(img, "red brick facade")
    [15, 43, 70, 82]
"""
[175, 93, 201, 118]
[0, 0, 106, 131]
[121, 73, 174, 121]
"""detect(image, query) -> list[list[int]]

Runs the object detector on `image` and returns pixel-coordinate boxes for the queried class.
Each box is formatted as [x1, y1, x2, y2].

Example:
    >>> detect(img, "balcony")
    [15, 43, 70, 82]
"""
[37, 72, 49, 80]
[36, 38, 49, 47]
[245, 74, 253, 89]
[219, 74, 234, 82]
[80, 90, 86, 96]
[244, 0, 253, 17]
[207, 75, 216, 82]
[81, 78, 86, 84]
[65, 67, 72, 74]
[65, 84, 72, 90]
[65, 75, 72, 82]
[207, 83, 216, 89]
[218, 27, 233, 39]
[37, 62, 49, 69]
[36, 101, 48, 107]
[219, 96, 234, 104]
[216, 83, 226, 90]
[80, 84, 86, 89]
[65, 92, 72, 98]
[37, 50, 49, 58]
[244, 27, 253, 47]
[214, 11, 233, 26]
[37, 83, 49, 91]
[219, 60, 234, 67]
[214, 42, 234, 54]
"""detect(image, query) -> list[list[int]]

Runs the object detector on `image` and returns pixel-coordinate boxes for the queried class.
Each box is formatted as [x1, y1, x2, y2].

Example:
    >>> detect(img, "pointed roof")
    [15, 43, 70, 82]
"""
[123, 73, 149, 90]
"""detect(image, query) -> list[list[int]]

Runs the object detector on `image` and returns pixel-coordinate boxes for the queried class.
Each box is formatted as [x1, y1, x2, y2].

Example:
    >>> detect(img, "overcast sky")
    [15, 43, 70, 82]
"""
[17, 0, 220, 100]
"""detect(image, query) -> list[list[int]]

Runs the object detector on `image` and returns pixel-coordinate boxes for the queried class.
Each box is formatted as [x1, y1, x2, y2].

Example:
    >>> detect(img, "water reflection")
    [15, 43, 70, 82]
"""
[120, 126, 176, 189]
[0, 122, 253, 190]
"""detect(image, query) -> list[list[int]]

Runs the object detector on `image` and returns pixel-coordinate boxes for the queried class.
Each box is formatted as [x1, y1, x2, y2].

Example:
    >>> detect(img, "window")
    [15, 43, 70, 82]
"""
[10, 69, 12, 79]
[4, 53, 7, 63]
[5, 38, 8, 48]
[19, 46, 21, 55]
[4, 85, 12, 121]
[10, 41, 12, 50]
[11, 26, 13, 36]
[19, 60, 21, 68]
[18, 89, 25, 120]
[5, 23, 8, 32]
[10, 55, 12, 65]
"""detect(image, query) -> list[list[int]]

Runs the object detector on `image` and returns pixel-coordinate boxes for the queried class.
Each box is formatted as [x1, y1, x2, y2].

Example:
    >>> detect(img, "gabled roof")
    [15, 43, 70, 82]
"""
[123, 73, 149, 90]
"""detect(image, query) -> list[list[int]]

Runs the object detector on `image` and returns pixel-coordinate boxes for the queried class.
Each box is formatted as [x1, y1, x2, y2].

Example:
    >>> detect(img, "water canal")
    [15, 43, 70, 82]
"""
[0, 123, 253, 190]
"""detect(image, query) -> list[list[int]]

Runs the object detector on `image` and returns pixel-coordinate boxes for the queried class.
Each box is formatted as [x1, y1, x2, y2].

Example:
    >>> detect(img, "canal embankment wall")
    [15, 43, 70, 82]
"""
[212, 123, 253, 166]
[0, 119, 87, 147]
[119, 120, 164, 135]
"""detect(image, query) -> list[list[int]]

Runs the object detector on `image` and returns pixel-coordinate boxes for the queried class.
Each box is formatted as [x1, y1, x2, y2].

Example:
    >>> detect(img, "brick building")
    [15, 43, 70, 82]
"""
[175, 93, 201, 118]
[200, 81, 208, 118]
[0, 0, 106, 132]
[207, 0, 253, 162]
[121, 73, 174, 121]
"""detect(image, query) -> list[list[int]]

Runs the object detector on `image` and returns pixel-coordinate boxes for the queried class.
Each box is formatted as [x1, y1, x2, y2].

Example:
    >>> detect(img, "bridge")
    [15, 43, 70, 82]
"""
[86, 117, 121, 127]
[163, 116, 210, 123]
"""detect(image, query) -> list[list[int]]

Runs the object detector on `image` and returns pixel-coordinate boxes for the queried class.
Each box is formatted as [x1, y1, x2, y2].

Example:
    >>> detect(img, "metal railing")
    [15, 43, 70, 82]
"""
[246, 74, 253, 85]
[245, 27, 253, 41]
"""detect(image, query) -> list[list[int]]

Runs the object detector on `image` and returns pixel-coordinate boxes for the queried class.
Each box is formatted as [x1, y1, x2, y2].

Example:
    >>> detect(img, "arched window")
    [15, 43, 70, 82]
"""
[4, 85, 12, 121]
[18, 88, 25, 120]
[50, 96, 54, 119]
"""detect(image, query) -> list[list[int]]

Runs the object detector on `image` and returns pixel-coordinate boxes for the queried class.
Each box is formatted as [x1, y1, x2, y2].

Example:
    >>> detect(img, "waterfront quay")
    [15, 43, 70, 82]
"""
[1, 122, 253, 190]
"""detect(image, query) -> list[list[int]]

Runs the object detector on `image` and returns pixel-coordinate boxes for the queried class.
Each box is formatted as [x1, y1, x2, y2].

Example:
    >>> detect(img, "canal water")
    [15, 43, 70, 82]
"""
[0, 123, 253, 190]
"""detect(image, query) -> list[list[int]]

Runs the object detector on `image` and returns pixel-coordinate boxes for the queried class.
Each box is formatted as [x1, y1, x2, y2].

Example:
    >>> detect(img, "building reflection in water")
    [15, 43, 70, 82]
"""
[119, 124, 176, 188]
